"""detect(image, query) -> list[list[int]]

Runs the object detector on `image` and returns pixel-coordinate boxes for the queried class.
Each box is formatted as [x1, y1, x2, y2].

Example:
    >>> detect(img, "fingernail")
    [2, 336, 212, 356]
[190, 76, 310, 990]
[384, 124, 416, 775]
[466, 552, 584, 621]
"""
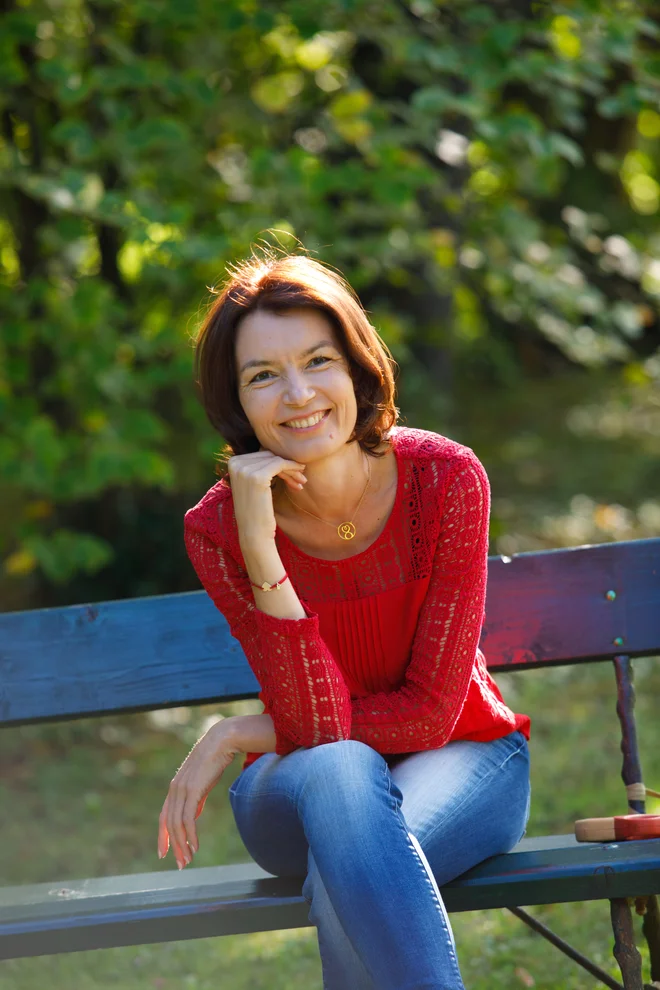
[158, 850, 163, 860]
[177, 860, 184, 870]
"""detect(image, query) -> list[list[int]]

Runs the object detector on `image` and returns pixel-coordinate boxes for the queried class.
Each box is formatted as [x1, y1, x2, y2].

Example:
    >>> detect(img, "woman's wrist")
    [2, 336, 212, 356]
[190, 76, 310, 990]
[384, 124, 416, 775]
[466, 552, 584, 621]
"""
[240, 541, 307, 620]
[225, 713, 278, 754]
[240, 538, 281, 581]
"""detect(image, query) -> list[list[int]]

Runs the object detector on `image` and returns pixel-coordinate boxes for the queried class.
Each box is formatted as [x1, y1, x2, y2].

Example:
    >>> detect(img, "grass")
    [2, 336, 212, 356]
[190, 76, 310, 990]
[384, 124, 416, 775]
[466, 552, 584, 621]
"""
[1, 659, 659, 989]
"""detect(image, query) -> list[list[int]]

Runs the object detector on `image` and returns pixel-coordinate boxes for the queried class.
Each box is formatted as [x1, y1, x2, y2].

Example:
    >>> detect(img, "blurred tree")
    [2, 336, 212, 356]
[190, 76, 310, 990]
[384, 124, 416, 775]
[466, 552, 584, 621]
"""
[1, 0, 659, 606]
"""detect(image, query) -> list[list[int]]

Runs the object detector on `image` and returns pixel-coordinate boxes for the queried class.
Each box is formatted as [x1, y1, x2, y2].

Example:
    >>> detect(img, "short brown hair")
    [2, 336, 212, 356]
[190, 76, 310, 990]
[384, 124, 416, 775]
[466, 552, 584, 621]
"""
[192, 249, 400, 479]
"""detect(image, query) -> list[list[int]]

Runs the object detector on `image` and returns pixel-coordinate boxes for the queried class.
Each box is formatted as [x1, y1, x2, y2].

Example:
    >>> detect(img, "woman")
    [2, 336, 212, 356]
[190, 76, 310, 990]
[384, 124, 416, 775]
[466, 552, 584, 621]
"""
[158, 250, 531, 990]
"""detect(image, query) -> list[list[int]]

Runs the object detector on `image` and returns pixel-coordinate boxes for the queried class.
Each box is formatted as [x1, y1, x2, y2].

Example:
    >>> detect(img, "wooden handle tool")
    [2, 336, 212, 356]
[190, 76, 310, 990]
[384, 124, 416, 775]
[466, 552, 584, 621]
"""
[575, 814, 660, 842]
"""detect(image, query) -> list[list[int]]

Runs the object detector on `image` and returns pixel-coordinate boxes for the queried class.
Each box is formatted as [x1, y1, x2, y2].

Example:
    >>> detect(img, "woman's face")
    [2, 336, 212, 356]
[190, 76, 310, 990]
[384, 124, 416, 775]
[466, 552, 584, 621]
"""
[235, 306, 358, 460]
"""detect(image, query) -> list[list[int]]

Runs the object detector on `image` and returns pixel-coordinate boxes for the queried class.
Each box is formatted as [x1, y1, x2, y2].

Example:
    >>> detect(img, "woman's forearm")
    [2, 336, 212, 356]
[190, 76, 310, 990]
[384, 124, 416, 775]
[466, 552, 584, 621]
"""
[226, 713, 279, 754]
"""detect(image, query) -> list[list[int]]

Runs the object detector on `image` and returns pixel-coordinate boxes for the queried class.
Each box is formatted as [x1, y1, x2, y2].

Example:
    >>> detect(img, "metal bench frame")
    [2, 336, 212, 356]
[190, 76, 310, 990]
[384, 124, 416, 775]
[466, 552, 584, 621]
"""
[1, 537, 659, 988]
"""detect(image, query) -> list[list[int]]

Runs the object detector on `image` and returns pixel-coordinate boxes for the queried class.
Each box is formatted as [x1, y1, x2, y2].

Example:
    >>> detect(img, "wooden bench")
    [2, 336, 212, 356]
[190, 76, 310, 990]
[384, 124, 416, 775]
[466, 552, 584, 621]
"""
[1, 537, 659, 989]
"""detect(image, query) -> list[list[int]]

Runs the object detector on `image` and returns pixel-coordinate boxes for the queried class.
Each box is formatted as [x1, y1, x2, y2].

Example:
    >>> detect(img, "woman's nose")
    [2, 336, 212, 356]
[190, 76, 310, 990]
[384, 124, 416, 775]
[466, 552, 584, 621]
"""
[283, 371, 315, 402]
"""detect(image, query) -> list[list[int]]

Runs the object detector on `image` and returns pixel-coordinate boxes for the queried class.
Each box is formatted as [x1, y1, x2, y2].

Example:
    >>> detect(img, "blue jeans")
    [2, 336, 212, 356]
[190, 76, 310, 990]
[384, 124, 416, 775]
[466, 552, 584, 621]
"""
[228, 731, 531, 990]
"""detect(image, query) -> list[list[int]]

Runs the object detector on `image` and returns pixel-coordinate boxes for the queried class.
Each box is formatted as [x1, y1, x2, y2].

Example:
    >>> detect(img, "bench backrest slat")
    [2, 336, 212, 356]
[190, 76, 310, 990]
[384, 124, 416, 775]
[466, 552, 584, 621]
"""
[1, 538, 658, 726]
[484, 537, 659, 668]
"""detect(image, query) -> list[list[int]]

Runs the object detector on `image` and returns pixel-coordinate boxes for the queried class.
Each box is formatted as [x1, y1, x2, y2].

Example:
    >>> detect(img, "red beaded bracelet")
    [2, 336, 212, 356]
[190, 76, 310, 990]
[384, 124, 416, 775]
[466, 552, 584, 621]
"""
[250, 572, 289, 592]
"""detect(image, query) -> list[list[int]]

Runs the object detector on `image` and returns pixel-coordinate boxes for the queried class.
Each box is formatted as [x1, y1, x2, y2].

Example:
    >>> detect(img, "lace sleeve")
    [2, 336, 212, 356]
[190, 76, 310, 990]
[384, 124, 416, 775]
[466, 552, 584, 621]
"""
[349, 451, 490, 753]
[183, 509, 352, 755]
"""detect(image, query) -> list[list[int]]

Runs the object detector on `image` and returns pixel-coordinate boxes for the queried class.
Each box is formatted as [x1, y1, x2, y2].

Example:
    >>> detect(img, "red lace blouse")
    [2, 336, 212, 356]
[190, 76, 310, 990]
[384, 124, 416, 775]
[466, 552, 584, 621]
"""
[183, 426, 531, 773]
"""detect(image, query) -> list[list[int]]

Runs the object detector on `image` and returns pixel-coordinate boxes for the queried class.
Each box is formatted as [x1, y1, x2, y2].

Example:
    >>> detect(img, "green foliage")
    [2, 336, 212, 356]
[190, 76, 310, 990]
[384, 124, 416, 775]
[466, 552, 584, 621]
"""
[1, 0, 659, 595]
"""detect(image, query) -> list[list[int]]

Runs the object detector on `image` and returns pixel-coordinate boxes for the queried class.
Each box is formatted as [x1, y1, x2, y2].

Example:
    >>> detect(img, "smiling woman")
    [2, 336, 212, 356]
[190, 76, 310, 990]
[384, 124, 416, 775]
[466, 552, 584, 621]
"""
[236, 309, 352, 443]
[232, 305, 389, 529]
[192, 249, 399, 477]
[173, 245, 531, 990]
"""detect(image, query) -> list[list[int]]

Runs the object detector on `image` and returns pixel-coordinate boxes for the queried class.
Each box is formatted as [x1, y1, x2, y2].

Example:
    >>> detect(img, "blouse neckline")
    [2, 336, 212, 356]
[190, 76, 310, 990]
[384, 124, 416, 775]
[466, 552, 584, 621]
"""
[274, 427, 404, 566]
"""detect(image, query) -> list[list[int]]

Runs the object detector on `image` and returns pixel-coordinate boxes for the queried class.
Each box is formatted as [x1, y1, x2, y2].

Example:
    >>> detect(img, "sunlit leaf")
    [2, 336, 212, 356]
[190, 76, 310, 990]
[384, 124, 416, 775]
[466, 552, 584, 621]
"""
[251, 71, 304, 113]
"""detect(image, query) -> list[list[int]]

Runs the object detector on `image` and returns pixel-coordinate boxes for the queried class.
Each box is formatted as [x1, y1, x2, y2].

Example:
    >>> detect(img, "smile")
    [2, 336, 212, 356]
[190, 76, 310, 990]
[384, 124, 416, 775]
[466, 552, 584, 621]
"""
[281, 409, 331, 432]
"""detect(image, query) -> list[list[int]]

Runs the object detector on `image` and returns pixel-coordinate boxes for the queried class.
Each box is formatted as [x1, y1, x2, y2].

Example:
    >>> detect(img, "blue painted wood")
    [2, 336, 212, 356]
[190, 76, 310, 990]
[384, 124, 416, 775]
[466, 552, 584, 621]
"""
[0, 592, 261, 726]
[0, 538, 658, 726]
[1, 835, 659, 959]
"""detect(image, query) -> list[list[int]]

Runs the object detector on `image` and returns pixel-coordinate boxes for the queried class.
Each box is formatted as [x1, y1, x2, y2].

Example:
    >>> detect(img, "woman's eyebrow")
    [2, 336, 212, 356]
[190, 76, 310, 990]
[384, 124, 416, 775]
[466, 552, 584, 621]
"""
[239, 339, 337, 374]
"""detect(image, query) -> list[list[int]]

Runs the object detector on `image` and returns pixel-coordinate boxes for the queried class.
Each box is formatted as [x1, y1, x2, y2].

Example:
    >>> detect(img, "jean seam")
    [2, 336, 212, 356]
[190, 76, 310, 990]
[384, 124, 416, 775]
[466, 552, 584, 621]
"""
[380, 765, 464, 988]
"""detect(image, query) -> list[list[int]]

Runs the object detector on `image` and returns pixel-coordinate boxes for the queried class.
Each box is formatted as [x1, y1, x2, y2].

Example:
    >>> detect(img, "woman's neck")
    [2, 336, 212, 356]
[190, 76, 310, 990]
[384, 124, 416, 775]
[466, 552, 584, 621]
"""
[274, 443, 369, 522]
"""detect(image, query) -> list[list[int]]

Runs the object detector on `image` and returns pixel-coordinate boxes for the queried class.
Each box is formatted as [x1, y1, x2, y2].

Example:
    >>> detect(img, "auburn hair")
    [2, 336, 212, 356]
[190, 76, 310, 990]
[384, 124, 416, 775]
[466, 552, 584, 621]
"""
[192, 249, 400, 479]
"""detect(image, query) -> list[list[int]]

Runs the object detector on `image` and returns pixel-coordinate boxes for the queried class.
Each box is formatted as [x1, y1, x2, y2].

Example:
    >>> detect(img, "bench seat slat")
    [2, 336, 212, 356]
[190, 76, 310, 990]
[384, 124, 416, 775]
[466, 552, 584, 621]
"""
[2, 835, 659, 960]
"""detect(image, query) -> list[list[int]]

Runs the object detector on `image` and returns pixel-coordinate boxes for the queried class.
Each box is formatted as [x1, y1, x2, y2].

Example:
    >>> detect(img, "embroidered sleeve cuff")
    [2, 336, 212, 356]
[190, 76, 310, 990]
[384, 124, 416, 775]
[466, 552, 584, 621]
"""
[252, 600, 320, 634]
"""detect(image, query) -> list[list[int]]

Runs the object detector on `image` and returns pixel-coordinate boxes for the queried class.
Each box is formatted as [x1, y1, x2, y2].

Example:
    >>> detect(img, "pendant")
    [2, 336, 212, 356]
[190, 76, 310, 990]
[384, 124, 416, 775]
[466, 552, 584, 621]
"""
[338, 522, 356, 540]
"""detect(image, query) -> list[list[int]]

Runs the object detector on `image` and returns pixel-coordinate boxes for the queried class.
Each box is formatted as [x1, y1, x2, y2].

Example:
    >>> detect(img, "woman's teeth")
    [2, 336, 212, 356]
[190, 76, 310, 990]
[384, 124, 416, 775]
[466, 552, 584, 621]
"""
[283, 410, 328, 429]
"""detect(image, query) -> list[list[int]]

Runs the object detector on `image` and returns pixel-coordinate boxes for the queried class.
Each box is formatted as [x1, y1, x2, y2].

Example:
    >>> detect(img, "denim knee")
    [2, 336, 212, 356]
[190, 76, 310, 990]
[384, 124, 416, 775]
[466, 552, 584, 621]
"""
[302, 738, 382, 764]
[297, 739, 387, 801]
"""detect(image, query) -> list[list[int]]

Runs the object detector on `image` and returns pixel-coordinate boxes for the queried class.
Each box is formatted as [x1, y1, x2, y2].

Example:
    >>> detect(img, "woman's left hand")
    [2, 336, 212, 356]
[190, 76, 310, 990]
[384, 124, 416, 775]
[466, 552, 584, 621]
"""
[158, 718, 240, 869]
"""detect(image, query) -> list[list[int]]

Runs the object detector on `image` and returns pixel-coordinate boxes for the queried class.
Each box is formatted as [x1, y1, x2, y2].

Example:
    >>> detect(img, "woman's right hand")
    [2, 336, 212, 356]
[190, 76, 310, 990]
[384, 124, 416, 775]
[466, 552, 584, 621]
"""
[228, 447, 307, 545]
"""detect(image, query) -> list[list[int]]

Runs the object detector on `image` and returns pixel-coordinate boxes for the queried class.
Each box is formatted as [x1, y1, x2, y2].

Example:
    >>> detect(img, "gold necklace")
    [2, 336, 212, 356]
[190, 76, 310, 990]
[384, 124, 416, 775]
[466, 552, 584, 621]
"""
[284, 456, 371, 541]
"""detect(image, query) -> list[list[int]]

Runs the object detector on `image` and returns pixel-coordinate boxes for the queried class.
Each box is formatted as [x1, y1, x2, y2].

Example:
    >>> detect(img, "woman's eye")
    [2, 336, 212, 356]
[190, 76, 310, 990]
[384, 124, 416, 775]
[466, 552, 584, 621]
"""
[250, 355, 330, 383]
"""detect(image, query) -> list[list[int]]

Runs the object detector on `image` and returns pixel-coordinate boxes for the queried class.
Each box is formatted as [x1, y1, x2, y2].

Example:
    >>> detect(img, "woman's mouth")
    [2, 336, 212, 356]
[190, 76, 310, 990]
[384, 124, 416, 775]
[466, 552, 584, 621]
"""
[281, 409, 331, 432]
